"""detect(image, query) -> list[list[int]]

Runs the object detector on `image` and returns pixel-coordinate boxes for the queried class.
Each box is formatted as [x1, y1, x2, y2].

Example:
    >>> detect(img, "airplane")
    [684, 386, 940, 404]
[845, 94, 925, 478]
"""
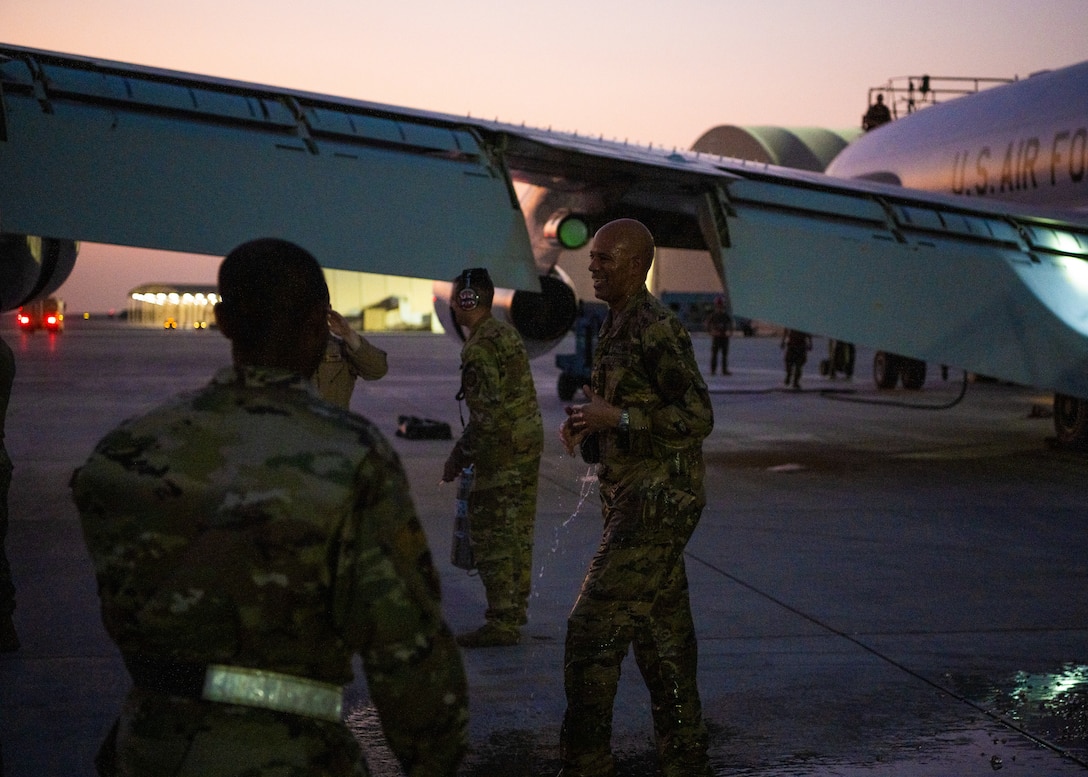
[1, 43, 1087, 448]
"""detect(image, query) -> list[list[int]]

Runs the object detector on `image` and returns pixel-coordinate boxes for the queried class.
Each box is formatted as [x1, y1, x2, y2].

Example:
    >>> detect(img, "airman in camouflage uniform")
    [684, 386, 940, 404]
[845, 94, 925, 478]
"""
[559, 220, 714, 777]
[71, 239, 467, 777]
[443, 268, 543, 647]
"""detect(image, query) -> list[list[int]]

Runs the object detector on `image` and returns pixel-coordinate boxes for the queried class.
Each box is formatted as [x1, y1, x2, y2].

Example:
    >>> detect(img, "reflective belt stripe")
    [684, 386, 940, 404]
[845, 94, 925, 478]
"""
[202, 664, 343, 723]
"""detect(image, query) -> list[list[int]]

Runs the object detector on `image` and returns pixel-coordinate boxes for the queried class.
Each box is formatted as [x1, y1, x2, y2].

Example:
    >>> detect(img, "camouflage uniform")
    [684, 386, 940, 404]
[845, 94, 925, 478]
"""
[447, 316, 543, 635]
[71, 364, 467, 777]
[561, 287, 714, 777]
[0, 337, 15, 633]
[314, 334, 388, 409]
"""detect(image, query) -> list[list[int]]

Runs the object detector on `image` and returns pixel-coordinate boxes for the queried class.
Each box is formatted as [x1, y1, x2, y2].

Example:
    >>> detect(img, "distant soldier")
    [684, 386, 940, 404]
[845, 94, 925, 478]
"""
[781, 328, 813, 389]
[72, 238, 467, 777]
[0, 335, 16, 652]
[559, 219, 714, 777]
[703, 295, 733, 375]
[314, 308, 387, 409]
[863, 93, 893, 131]
[442, 267, 543, 647]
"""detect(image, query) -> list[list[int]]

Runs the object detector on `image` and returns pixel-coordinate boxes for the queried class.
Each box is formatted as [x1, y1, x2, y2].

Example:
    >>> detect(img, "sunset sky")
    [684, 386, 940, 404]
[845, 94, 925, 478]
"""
[6, 0, 1087, 312]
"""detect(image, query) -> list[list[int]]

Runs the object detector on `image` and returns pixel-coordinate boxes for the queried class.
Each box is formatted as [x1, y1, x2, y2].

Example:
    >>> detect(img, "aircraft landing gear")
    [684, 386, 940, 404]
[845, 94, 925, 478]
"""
[873, 351, 899, 389]
[1053, 393, 1088, 449]
[873, 351, 926, 390]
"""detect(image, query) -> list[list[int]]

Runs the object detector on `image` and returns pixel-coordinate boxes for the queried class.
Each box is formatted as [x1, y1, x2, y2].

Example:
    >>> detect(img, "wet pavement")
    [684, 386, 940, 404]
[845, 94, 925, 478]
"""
[1, 319, 1086, 776]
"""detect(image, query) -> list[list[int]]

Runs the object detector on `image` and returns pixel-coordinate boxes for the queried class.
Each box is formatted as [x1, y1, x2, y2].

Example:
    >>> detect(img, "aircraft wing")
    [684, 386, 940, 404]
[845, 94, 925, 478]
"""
[3, 43, 1088, 399]
[0, 44, 539, 292]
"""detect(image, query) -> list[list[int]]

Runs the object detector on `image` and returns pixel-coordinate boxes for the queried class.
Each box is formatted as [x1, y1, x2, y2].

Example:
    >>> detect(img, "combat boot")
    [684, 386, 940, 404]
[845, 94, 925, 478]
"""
[456, 622, 519, 648]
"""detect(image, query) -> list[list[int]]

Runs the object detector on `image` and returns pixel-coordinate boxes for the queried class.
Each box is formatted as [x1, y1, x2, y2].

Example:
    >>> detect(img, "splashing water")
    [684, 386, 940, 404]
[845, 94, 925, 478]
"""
[538, 463, 597, 580]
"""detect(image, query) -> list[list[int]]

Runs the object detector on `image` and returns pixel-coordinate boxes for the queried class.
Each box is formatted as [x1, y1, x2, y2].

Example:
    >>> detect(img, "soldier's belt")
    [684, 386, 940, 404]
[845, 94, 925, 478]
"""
[127, 657, 343, 722]
[202, 664, 343, 723]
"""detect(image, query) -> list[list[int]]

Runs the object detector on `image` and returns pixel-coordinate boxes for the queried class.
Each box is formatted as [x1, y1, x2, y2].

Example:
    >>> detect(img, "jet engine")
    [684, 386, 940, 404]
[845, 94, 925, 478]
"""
[433, 265, 579, 359]
[0, 233, 79, 312]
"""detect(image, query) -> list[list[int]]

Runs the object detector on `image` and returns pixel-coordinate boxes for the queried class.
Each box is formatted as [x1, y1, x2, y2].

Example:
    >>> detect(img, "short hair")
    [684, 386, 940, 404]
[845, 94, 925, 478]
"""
[217, 238, 329, 351]
[452, 267, 495, 311]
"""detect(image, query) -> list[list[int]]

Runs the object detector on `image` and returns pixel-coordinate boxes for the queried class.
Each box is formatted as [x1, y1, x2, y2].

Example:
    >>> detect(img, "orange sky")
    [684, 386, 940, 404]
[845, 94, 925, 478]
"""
[6, 0, 1087, 312]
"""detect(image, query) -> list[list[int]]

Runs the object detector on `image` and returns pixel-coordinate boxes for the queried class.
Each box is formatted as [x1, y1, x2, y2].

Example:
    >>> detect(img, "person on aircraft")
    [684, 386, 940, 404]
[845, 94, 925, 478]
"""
[862, 93, 893, 130]
[559, 219, 714, 777]
[313, 308, 387, 409]
[442, 267, 543, 648]
[71, 238, 467, 776]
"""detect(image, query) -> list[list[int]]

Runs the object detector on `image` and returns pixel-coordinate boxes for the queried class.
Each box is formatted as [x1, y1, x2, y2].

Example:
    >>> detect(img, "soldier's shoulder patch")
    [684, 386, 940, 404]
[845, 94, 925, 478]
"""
[462, 363, 481, 393]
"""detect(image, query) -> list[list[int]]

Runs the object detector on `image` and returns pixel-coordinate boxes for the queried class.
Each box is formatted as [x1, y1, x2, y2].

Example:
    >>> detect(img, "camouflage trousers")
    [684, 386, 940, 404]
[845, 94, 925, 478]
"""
[97, 689, 368, 776]
[560, 494, 711, 777]
[468, 457, 539, 630]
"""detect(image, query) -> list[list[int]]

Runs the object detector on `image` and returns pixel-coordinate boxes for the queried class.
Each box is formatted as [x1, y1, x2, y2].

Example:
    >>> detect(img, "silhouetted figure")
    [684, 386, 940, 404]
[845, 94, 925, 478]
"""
[71, 238, 467, 777]
[863, 93, 892, 131]
[703, 296, 733, 375]
[781, 329, 813, 389]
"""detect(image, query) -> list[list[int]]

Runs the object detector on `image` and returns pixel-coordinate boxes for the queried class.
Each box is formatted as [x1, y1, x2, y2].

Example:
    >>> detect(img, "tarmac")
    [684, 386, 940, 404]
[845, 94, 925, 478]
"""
[1, 318, 1086, 777]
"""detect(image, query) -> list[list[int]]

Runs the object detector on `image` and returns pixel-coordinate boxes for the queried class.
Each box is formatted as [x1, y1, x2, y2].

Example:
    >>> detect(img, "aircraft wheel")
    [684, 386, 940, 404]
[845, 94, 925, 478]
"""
[1053, 393, 1088, 449]
[873, 351, 900, 389]
[900, 358, 927, 390]
[557, 372, 579, 401]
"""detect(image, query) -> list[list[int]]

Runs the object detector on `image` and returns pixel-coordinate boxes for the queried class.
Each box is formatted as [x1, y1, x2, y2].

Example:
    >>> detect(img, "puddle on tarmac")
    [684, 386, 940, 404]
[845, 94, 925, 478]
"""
[947, 663, 1088, 762]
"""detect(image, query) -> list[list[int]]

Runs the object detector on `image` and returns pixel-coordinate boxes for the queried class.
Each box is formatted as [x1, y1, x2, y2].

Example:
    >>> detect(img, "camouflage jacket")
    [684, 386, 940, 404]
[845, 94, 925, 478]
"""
[592, 287, 713, 508]
[71, 364, 466, 774]
[452, 316, 543, 483]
